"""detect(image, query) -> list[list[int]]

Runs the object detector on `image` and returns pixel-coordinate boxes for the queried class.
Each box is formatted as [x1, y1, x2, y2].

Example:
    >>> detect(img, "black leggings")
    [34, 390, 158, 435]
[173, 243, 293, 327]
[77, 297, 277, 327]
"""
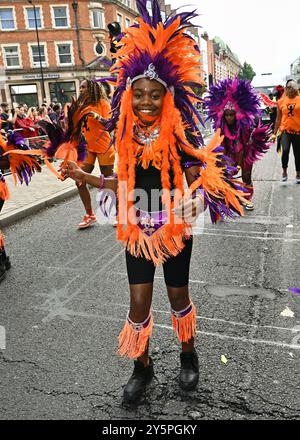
[126, 237, 193, 287]
[281, 132, 300, 171]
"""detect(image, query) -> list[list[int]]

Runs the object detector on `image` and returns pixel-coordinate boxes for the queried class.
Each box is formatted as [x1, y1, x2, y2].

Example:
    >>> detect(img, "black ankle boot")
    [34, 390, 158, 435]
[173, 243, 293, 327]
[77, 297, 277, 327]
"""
[0, 250, 10, 271]
[123, 358, 154, 403]
[4, 256, 11, 270]
[179, 349, 199, 391]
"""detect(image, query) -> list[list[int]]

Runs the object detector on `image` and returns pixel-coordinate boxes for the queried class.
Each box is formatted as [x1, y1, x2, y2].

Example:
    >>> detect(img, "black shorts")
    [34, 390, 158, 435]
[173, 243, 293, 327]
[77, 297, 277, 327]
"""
[125, 237, 193, 287]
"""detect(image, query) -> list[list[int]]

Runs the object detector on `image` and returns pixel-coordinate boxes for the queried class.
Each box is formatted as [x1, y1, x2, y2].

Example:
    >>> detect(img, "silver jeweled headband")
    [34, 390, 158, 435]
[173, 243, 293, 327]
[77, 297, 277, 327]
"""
[224, 100, 236, 111]
[127, 63, 168, 89]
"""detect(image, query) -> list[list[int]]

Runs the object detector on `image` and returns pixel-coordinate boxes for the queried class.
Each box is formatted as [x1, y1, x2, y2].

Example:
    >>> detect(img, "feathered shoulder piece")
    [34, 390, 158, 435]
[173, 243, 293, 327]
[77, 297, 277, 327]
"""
[205, 78, 261, 131]
[106, 0, 205, 144]
[38, 98, 87, 164]
[0, 131, 41, 186]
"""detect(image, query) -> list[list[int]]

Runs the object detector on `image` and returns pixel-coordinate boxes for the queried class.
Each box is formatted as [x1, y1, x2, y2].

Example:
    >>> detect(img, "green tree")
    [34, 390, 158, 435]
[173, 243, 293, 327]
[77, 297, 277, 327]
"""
[238, 62, 256, 81]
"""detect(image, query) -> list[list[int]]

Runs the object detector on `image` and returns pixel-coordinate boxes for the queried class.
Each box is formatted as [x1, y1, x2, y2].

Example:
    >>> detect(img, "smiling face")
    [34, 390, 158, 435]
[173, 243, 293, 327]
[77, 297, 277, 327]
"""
[132, 78, 165, 126]
[224, 109, 236, 126]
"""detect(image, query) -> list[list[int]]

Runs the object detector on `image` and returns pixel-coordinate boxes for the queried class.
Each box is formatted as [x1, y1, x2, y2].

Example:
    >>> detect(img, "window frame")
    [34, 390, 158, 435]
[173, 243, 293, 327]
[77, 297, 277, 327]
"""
[1, 43, 22, 69]
[28, 42, 48, 68]
[90, 8, 105, 29]
[50, 4, 70, 29]
[23, 5, 44, 30]
[93, 41, 106, 57]
[0, 6, 17, 31]
[55, 41, 74, 66]
[116, 12, 122, 25]
[125, 17, 131, 28]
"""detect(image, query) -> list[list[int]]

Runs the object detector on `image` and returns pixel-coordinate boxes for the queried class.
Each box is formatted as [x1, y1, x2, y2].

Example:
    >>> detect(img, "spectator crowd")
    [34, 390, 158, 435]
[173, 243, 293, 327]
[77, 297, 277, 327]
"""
[0, 101, 64, 139]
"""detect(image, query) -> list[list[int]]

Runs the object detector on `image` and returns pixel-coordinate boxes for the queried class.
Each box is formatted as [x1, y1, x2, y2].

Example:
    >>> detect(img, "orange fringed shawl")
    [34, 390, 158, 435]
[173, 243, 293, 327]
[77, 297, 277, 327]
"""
[115, 89, 245, 266]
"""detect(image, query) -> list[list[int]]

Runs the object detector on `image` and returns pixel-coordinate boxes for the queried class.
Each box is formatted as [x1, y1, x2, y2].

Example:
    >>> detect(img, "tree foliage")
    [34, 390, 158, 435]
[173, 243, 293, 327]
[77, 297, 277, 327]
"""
[238, 62, 256, 81]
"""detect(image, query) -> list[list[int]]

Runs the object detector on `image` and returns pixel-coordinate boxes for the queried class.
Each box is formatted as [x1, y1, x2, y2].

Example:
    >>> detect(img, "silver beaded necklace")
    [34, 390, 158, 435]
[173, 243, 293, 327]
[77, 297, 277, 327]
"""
[133, 124, 160, 145]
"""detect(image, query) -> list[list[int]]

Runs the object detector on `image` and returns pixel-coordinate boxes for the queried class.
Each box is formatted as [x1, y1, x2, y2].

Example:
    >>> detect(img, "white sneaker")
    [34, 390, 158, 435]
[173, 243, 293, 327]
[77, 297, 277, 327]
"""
[244, 202, 254, 211]
[78, 214, 97, 229]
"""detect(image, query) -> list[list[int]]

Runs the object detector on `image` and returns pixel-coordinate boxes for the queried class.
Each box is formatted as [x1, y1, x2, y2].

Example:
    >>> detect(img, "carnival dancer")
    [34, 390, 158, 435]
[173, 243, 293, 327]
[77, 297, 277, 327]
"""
[0, 132, 40, 281]
[206, 78, 271, 210]
[39, 80, 114, 229]
[62, 0, 247, 403]
[74, 79, 114, 229]
[0, 167, 10, 282]
[273, 79, 300, 183]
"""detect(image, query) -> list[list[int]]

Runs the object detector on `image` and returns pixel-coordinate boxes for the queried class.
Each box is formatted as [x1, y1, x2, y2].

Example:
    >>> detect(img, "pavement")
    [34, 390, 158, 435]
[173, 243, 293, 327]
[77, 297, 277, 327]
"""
[0, 142, 300, 420]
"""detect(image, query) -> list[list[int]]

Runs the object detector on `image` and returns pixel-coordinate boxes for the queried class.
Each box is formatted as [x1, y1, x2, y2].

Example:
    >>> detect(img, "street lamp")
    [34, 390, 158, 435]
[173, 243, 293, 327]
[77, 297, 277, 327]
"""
[27, 0, 46, 104]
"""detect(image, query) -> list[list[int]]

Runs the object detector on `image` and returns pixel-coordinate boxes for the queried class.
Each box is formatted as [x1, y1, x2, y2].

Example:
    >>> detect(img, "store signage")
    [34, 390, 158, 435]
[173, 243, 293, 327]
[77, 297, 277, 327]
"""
[22, 73, 60, 80]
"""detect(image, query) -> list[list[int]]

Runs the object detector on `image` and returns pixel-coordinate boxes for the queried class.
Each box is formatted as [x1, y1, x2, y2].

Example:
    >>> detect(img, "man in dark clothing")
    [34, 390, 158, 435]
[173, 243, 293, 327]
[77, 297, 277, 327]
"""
[0, 103, 13, 131]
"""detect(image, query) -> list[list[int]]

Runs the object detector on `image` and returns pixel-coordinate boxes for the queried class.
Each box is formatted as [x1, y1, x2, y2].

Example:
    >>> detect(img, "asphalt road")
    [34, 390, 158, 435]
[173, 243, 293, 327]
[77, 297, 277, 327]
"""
[0, 145, 299, 420]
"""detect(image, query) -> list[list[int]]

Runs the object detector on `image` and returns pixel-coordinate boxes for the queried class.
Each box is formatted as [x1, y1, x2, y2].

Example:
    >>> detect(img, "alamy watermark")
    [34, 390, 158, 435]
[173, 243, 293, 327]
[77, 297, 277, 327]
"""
[95, 183, 205, 235]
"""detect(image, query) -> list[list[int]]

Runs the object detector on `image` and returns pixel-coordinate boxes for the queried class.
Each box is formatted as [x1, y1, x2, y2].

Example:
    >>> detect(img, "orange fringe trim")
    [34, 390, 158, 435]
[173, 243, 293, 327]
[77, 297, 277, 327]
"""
[0, 230, 4, 250]
[0, 180, 10, 200]
[171, 303, 196, 343]
[118, 313, 153, 359]
[124, 224, 192, 266]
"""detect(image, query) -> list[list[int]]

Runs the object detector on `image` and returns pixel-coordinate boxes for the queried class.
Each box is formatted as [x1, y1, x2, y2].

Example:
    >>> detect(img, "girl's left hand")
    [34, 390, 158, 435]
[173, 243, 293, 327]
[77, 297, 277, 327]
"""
[173, 195, 204, 223]
[59, 160, 85, 183]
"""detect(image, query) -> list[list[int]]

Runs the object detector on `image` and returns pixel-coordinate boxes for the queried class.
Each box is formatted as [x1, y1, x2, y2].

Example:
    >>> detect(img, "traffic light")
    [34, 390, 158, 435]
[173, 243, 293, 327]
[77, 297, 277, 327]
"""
[107, 21, 122, 54]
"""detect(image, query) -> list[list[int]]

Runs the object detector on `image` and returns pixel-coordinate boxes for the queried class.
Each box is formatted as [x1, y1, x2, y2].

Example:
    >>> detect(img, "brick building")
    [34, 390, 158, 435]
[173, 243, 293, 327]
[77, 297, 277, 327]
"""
[0, 0, 138, 106]
[213, 36, 241, 82]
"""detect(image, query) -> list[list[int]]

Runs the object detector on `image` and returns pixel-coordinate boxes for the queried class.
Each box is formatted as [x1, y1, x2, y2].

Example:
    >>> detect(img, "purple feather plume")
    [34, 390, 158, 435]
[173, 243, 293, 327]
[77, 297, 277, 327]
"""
[244, 123, 272, 166]
[205, 78, 261, 132]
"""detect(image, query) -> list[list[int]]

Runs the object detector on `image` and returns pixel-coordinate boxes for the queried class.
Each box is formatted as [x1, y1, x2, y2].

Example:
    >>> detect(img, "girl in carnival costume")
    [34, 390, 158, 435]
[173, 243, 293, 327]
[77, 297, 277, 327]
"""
[62, 0, 247, 403]
[205, 78, 271, 210]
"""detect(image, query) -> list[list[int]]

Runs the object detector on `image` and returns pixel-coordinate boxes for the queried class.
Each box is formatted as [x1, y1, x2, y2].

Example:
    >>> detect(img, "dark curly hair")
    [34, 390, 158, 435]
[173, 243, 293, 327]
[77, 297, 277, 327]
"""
[78, 79, 108, 107]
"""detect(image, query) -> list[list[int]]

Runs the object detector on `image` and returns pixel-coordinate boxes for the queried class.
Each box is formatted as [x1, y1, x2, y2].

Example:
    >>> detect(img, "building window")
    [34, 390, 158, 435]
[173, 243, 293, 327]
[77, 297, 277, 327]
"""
[117, 13, 122, 25]
[0, 8, 15, 30]
[49, 81, 76, 104]
[94, 41, 105, 56]
[26, 6, 42, 29]
[91, 9, 104, 29]
[56, 43, 73, 65]
[125, 18, 130, 28]
[52, 6, 69, 28]
[2, 45, 21, 68]
[122, 0, 131, 7]
[10, 84, 38, 107]
[30, 44, 47, 68]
